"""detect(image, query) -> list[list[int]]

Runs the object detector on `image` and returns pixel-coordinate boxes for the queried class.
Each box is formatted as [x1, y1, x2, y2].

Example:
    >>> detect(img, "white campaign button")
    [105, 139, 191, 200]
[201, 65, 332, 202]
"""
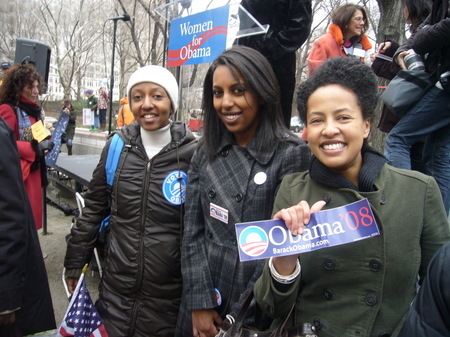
[254, 172, 267, 185]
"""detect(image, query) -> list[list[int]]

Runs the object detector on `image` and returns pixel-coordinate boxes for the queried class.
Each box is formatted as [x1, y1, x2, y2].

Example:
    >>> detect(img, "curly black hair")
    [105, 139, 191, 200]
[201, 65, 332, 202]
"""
[0, 63, 43, 105]
[296, 57, 378, 124]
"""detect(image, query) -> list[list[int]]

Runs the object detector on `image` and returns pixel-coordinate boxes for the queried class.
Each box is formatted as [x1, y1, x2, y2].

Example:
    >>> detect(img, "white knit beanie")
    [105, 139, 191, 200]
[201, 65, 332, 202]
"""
[126, 65, 179, 112]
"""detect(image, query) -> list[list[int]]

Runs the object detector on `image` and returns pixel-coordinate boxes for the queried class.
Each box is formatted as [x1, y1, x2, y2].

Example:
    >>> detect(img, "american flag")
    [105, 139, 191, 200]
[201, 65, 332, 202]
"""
[57, 273, 108, 337]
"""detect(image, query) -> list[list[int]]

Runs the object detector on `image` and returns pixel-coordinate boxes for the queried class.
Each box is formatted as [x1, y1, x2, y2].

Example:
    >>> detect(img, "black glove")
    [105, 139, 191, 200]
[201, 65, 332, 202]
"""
[32, 139, 54, 157]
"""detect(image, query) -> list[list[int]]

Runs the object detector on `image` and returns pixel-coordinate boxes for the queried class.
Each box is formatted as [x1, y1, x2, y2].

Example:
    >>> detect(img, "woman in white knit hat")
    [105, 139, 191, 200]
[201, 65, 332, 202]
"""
[64, 65, 198, 336]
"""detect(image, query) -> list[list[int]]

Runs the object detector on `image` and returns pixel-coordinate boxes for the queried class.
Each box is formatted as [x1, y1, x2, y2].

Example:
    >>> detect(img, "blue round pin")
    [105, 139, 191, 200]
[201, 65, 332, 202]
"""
[214, 288, 222, 306]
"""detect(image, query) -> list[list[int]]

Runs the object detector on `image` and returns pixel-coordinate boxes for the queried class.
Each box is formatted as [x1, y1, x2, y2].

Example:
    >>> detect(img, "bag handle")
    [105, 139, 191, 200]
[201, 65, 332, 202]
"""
[224, 291, 295, 336]
[396, 70, 433, 90]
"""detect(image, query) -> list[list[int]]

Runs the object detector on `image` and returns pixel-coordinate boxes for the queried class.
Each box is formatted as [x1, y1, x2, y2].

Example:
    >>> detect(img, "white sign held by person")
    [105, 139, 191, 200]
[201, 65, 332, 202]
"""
[83, 108, 94, 125]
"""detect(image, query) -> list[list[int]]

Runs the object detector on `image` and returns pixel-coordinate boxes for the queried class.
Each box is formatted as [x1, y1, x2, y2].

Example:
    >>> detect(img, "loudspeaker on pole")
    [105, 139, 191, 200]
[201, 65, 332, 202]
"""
[14, 38, 51, 92]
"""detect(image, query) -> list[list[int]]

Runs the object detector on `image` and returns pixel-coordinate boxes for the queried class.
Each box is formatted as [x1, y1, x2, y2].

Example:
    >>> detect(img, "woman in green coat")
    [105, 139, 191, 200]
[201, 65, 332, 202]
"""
[253, 57, 450, 337]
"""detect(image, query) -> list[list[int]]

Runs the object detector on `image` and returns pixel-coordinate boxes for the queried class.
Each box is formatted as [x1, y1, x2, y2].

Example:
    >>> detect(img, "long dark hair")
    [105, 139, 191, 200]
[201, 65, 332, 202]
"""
[0, 63, 43, 105]
[402, 0, 432, 32]
[202, 46, 287, 158]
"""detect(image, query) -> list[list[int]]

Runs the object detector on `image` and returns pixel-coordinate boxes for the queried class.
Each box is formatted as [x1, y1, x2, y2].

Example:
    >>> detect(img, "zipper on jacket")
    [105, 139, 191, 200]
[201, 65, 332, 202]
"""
[128, 159, 152, 336]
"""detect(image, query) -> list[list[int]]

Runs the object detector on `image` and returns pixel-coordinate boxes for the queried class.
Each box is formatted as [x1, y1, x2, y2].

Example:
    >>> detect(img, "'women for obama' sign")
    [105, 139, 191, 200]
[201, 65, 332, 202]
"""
[167, 5, 229, 67]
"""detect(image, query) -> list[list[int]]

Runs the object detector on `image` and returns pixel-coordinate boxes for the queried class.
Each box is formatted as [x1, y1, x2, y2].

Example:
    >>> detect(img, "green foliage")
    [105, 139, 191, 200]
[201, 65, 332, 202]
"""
[70, 101, 86, 128]
[71, 100, 85, 113]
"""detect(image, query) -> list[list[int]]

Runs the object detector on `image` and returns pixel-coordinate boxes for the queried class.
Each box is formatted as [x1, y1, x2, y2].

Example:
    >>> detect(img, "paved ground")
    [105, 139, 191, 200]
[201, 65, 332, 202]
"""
[39, 183, 101, 327]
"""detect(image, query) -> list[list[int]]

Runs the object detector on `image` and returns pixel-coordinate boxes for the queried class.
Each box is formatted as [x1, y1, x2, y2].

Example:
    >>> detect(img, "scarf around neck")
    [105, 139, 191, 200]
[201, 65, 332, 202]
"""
[16, 98, 42, 120]
[309, 145, 386, 192]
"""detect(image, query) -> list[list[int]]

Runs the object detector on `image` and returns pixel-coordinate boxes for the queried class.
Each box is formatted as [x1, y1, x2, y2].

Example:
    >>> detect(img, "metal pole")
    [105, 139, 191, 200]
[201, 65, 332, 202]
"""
[108, 20, 118, 135]
[162, 0, 170, 67]
[42, 186, 48, 235]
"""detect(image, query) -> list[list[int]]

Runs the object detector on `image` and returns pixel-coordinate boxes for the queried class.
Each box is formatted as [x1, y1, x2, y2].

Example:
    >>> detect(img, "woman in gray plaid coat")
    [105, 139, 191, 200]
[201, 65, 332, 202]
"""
[176, 46, 311, 337]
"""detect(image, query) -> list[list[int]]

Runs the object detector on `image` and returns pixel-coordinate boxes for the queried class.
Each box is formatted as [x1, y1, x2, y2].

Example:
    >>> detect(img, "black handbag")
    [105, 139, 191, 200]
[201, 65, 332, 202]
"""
[380, 69, 434, 117]
[215, 291, 317, 337]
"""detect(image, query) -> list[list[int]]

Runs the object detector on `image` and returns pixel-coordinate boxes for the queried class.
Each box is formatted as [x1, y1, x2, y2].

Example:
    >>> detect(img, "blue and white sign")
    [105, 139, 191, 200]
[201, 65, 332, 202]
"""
[236, 199, 380, 262]
[45, 112, 69, 165]
[167, 5, 229, 67]
[163, 170, 188, 205]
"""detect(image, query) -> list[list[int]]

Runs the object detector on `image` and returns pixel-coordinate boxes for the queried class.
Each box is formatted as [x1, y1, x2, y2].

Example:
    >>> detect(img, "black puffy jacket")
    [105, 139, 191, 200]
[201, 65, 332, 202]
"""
[65, 121, 197, 336]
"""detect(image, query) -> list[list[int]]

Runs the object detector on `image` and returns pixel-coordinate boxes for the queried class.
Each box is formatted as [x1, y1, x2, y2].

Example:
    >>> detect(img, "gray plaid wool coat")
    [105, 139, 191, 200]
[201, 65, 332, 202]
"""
[176, 132, 310, 336]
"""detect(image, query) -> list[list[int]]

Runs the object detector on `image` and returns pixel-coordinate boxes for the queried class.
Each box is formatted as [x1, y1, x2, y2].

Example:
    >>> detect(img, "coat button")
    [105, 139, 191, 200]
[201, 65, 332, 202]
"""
[378, 333, 390, 337]
[235, 193, 243, 202]
[365, 293, 378, 306]
[322, 193, 331, 204]
[380, 193, 387, 205]
[313, 318, 323, 330]
[208, 189, 216, 198]
[369, 259, 382, 272]
[221, 149, 229, 157]
[206, 231, 213, 239]
[323, 289, 333, 300]
[322, 258, 336, 271]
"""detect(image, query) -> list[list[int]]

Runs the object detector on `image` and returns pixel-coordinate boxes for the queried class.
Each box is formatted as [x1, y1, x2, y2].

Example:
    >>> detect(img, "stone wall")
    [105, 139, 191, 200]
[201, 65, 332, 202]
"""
[42, 100, 120, 119]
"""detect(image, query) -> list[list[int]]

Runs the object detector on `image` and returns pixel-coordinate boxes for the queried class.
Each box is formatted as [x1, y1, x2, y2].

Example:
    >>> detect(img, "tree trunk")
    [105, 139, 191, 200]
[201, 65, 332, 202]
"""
[369, 1, 406, 153]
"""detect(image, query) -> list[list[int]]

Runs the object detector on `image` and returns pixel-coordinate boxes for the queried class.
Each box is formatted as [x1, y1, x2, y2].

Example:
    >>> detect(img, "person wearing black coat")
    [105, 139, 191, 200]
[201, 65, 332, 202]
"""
[0, 116, 56, 336]
[372, 40, 427, 174]
[64, 65, 198, 337]
[385, 0, 450, 214]
[398, 242, 450, 336]
[235, 0, 312, 128]
[371, 40, 402, 133]
[371, 0, 432, 173]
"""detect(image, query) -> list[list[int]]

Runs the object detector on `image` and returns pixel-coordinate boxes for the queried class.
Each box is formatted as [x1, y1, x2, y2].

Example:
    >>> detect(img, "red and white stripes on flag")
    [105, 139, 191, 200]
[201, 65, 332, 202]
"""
[57, 273, 108, 337]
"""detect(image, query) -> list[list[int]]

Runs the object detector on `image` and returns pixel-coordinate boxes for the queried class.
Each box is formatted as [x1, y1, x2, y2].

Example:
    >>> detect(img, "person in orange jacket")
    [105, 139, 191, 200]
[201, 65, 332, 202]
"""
[116, 95, 134, 129]
[307, 4, 372, 76]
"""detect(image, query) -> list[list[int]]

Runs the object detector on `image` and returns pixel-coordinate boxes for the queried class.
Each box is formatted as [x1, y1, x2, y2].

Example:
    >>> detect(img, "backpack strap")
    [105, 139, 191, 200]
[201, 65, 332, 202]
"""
[98, 133, 125, 235]
[105, 133, 125, 186]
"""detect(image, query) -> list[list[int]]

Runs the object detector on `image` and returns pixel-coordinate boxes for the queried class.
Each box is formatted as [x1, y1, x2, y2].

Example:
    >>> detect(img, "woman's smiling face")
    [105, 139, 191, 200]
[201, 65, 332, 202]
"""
[212, 65, 261, 146]
[130, 82, 172, 131]
[346, 9, 365, 39]
[306, 84, 371, 185]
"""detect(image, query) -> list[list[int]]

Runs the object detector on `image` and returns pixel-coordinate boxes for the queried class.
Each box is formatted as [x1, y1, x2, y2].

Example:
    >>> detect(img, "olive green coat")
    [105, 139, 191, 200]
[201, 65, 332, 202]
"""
[254, 164, 450, 337]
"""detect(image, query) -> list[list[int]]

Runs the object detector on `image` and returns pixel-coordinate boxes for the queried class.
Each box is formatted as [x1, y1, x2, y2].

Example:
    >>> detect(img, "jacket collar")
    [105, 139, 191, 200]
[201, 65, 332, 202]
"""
[216, 132, 277, 166]
[117, 120, 196, 148]
[328, 23, 372, 51]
